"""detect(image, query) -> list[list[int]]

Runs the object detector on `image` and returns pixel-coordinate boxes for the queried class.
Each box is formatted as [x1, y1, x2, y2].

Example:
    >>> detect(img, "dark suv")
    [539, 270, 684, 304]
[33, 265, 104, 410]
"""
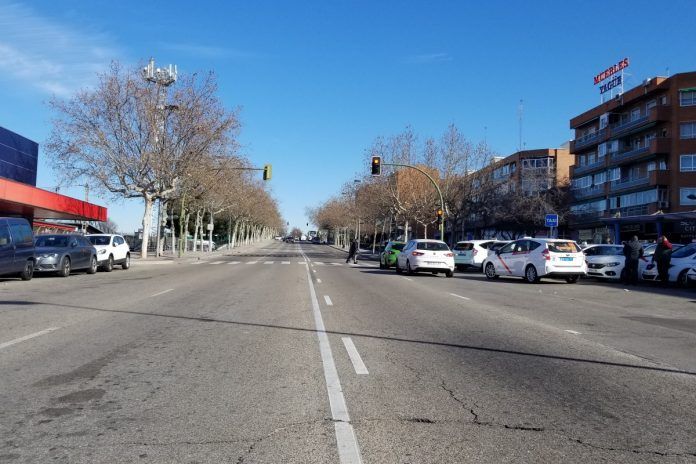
[0, 217, 35, 280]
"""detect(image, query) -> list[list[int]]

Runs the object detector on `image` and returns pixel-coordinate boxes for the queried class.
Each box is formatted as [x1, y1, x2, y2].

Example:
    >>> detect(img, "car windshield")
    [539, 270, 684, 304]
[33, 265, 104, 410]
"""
[389, 243, 405, 251]
[547, 241, 581, 253]
[586, 246, 624, 256]
[35, 235, 70, 247]
[670, 243, 696, 259]
[416, 242, 449, 251]
[88, 236, 110, 245]
[453, 243, 473, 251]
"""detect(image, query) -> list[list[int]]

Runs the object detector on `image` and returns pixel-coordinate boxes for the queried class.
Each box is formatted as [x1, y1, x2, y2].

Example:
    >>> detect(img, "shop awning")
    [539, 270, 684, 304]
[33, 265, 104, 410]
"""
[0, 177, 107, 221]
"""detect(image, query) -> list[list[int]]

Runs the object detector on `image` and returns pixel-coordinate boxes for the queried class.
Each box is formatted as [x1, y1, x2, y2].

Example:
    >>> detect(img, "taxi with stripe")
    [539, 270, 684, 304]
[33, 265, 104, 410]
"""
[482, 238, 586, 283]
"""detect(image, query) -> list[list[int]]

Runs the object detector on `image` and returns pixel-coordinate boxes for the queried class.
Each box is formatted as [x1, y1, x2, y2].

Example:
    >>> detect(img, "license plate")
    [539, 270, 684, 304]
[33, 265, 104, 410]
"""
[458, 252, 466, 256]
[426, 261, 440, 265]
[560, 257, 573, 262]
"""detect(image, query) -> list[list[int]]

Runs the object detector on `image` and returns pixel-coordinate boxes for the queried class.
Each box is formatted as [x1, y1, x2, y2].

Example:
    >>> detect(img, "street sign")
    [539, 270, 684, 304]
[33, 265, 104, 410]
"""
[545, 214, 559, 228]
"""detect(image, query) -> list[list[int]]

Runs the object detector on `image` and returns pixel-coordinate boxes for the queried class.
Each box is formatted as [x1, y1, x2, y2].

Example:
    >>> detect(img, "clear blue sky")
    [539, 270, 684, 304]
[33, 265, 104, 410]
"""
[0, 0, 693, 233]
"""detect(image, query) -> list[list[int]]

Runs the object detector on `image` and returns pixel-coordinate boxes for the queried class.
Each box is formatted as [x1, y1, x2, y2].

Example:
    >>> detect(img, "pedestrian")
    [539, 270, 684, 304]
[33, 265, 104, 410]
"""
[652, 235, 673, 286]
[346, 239, 358, 264]
[606, 236, 613, 244]
[622, 235, 644, 285]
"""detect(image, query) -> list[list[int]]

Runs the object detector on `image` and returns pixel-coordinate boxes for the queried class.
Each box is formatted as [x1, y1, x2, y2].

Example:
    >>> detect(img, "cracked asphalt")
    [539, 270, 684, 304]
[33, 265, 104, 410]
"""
[1, 240, 696, 463]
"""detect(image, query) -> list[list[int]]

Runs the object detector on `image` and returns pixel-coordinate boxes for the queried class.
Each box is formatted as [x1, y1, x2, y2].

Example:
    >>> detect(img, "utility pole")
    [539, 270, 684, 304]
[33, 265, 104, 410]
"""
[518, 99, 524, 152]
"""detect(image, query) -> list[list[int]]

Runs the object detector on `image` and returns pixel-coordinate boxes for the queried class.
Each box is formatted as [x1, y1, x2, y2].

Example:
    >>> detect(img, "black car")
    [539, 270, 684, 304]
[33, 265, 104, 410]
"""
[34, 234, 98, 277]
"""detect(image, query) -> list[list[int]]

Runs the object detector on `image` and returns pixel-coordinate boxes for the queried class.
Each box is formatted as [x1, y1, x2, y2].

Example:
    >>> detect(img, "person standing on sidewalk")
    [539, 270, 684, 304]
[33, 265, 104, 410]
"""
[623, 236, 644, 285]
[653, 235, 673, 286]
[346, 239, 358, 264]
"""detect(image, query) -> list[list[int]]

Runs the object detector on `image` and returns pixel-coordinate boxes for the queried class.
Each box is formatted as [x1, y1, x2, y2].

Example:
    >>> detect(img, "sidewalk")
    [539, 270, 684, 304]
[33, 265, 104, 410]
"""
[131, 240, 274, 265]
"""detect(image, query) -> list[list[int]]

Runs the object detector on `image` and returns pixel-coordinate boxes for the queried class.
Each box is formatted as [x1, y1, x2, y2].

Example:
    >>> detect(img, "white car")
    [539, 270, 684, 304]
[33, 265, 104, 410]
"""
[395, 239, 455, 277]
[583, 244, 626, 280]
[641, 242, 696, 287]
[687, 265, 696, 285]
[452, 240, 493, 271]
[485, 240, 512, 257]
[86, 234, 131, 271]
[483, 238, 587, 283]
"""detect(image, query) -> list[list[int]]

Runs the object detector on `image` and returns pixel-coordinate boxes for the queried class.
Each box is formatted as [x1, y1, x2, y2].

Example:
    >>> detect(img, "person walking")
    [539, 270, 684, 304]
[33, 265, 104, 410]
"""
[346, 238, 358, 264]
[653, 235, 673, 286]
[623, 235, 644, 285]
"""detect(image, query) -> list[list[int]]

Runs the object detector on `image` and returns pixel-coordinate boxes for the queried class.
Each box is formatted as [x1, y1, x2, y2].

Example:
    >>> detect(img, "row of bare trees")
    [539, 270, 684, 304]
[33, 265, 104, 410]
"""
[46, 61, 283, 258]
[310, 125, 569, 247]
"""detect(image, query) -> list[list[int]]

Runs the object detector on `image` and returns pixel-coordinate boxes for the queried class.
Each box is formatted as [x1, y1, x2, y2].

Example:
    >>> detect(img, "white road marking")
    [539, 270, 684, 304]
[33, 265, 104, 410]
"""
[565, 330, 582, 335]
[315, 262, 324, 265]
[317, 279, 322, 283]
[401, 277, 413, 281]
[0, 327, 60, 350]
[191, 261, 204, 265]
[151, 288, 174, 297]
[342, 337, 369, 375]
[210, 261, 225, 265]
[264, 261, 274, 264]
[299, 261, 307, 264]
[313, 270, 317, 273]
[282, 261, 290, 264]
[330, 262, 341, 266]
[300, 250, 363, 463]
[324, 295, 333, 306]
[449, 292, 471, 301]
[227, 261, 240, 265]
[246, 261, 258, 265]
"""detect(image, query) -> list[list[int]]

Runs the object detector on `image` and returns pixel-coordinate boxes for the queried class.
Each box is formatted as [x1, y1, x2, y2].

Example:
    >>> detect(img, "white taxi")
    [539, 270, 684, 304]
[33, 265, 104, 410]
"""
[483, 238, 586, 283]
[641, 242, 696, 287]
[583, 244, 626, 280]
[395, 239, 455, 277]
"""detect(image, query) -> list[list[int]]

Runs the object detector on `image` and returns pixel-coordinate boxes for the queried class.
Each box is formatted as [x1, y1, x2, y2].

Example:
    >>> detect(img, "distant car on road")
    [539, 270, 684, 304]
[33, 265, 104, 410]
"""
[86, 234, 131, 271]
[453, 240, 493, 271]
[395, 239, 454, 277]
[35, 234, 97, 277]
[379, 241, 405, 269]
[0, 217, 35, 280]
[483, 238, 586, 283]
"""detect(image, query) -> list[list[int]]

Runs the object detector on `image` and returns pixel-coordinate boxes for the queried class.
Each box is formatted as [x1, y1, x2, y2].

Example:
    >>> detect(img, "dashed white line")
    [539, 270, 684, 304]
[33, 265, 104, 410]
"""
[282, 261, 290, 264]
[565, 330, 582, 335]
[299, 250, 363, 463]
[330, 262, 341, 266]
[210, 261, 225, 265]
[151, 288, 174, 297]
[264, 261, 274, 264]
[401, 276, 413, 281]
[317, 279, 322, 283]
[324, 295, 333, 306]
[191, 261, 204, 265]
[449, 292, 471, 301]
[246, 261, 258, 265]
[0, 327, 60, 350]
[227, 261, 240, 265]
[342, 337, 369, 375]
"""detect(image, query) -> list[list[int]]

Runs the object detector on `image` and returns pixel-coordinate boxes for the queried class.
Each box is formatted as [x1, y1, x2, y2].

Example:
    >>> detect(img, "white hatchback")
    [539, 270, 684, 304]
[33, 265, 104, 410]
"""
[86, 234, 131, 271]
[452, 240, 493, 271]
[395, 239, 455, 277]
[583, 244, 626, 280]
[483, 238, 587, 283]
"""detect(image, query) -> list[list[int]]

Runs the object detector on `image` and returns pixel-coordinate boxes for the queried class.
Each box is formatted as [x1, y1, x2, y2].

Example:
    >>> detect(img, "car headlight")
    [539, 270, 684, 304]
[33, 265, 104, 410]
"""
[41, 253, 59, 259]
[646, 264, 655, 270]
[98, 249, 107, 255]
[606, 262, 621, 267]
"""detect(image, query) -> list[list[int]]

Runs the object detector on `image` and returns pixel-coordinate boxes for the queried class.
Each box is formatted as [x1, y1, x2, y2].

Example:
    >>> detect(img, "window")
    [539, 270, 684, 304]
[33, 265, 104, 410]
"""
[499, 242, 515, 254]
[9, 223, 32, 245]
[616, 189, 658, 208]
[681, 188, 696, 206]
[680, 90, 696, 107]
[608, 167, 620, 181]
[647, 160, 667, 171]
[660, 95, 668, 105]
[88, 235, 110, 245]
[646, 99, 657, 110]
[572, 175, 592, 190]
[0, 225, 11, 247]
[630, 108, 642, 121]
[593, 171, 606, 185]
[681, 154, 696, 172]
[547, 241, 581, 253]
[671, 243, 696, 259]
[680, 122, 696, 139]
[416, 241, 449, 251]
[35, 235, 70, 247]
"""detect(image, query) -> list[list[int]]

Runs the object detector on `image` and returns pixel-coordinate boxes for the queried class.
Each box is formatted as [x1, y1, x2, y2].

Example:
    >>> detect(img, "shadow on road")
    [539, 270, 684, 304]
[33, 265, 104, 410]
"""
[3, 299, 695, 378]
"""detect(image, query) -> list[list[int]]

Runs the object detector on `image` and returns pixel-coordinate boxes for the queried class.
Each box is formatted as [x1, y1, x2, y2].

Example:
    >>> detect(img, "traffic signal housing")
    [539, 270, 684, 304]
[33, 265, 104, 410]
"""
[436, 208, 443, 225]
[263, 164, 272, 181]
[371, 156, 381, 176]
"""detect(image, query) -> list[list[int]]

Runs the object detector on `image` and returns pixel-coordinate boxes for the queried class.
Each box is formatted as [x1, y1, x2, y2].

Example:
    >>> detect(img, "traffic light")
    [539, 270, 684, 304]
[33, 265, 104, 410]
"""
[436, 208, 443, 225]
[371, 156, 381, 176]
[263, 164, 272, 181]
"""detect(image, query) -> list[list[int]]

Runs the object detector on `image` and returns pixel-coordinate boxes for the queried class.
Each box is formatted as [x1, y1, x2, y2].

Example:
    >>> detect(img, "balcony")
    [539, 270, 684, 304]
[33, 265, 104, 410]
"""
[571, 184, 606, 200]
[610, 204, 650, 217]
[609, 106, 671, 138]
[610, 176, 649, 193]
[610, 138, 671, 165]
[571, 128, 607, 152]
[569, 210, 607, 224]
[571, 157, 607, 176]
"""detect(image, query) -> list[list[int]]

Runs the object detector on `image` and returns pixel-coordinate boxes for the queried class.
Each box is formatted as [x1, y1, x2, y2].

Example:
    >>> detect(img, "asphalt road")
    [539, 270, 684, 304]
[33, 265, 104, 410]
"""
[1, 241, 696, 463]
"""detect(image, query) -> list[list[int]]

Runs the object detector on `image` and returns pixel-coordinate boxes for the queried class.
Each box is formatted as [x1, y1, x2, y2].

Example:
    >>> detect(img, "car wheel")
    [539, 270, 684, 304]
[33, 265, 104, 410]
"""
[104, 255, 114, 272]
[565, 275, 579, 284]
[678, 270, 689, 288]
[484, 263, 498, 280]
[525, 265, 539, 283]
[395, 261, 403, 274]
[445, 269, 454, 278]
[20, 260, 34, 281]
[122, 253, 131, 270]
[58, 257, 71, 277]
[406, 260, 414, 275]
[87, 256, 98, 274]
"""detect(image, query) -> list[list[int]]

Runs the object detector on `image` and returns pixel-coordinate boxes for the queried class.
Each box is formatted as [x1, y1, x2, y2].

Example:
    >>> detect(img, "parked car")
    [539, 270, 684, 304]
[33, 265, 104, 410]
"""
[483, 238, 586, 283]
[583, 244, 626, 280]
[379, 241, 405, 269]
[686, 265, 696, 285]
[641, 242, 696, 287]
[34, 234, 98, 277]
[453, 240, 493, 271]
[0, 217, 35, 280]
[395, 239, 454, 277]
[86, 234, 131, 271]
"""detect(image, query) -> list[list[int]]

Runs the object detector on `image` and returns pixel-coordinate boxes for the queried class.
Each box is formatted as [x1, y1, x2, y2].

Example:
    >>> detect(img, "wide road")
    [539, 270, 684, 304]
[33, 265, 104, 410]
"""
[1, 240, 696, 463]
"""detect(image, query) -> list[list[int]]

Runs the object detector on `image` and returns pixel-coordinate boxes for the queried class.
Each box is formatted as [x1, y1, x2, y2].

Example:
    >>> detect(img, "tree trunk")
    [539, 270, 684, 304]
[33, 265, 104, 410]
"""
[140, 195, 154, 260]
[192, 209, 201, 252]
[404, 220, 409, 242]
[170, 201, 176, 255]
[372, 220, 378, 254]
[208, 211, 214, 253]
[178, 194, 186, 258]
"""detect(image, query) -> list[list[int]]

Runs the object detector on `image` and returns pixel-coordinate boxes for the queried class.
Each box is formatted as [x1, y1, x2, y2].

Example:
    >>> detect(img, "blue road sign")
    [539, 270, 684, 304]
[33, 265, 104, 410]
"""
[545, 214, 559, 228]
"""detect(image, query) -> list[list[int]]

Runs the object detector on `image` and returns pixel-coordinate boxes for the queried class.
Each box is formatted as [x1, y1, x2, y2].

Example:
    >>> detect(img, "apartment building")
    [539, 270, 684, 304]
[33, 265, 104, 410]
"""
[569, 72, 696, 243]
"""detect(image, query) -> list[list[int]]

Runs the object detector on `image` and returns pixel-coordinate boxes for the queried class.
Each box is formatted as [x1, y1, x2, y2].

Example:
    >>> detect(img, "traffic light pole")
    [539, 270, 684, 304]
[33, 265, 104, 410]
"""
[382, 162, 446, 241]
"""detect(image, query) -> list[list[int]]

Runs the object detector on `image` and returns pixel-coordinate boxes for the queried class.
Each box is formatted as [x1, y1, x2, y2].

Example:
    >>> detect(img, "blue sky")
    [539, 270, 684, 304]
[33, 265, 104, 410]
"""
[0, 0, 694, 232]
